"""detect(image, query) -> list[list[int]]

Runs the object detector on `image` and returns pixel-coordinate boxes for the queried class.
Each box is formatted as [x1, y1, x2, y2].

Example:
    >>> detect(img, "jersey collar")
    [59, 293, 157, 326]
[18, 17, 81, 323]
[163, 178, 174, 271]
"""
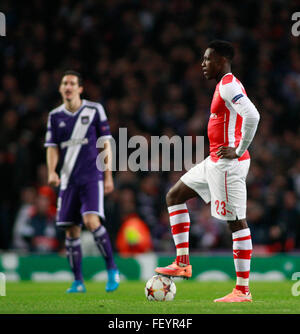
[62, 99, 86, 116]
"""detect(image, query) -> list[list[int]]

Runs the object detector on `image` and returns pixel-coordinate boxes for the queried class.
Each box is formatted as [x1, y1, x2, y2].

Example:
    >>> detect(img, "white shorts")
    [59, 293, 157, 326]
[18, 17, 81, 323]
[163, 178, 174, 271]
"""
[180, 157, 250, 221]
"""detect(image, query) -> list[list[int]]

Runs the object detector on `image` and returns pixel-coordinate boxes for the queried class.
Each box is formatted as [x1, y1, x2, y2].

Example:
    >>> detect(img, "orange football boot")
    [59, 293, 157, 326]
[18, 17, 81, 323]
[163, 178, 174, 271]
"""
[214, 288, 252, 302]
[155, 261, 192, 279]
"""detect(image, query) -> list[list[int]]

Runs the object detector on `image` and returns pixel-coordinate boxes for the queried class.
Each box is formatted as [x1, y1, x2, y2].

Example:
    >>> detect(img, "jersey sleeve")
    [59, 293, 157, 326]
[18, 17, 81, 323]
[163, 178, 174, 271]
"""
[95, 104, 112, 140]
[219, 79, 260, 157]
[44, 113, 58, 147]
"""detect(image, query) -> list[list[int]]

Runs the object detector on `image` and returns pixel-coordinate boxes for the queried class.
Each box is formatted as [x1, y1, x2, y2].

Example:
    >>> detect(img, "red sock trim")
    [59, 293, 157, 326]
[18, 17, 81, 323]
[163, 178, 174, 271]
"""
[233, 235, 251, 242]
[176, 242, 189, 249]
[236, 285, 249, 294]
[169, 209, 188, 216]
[176, 254, 190, 265]
[233, 249, 252, 259]
[236, 271, 250, 279]
[171, 222, 190, 235]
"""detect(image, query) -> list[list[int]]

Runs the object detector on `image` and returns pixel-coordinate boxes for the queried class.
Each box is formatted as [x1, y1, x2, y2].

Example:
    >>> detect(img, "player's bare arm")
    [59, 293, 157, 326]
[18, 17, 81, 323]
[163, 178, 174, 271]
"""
[47, 146, 60, 187]
[104, 173, 114, 195]
[101, 139, 114, 195]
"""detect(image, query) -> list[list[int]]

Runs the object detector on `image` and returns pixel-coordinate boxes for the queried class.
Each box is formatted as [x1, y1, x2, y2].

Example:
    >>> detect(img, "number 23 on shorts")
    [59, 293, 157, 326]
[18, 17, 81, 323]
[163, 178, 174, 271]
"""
[215, 200, 226, 216]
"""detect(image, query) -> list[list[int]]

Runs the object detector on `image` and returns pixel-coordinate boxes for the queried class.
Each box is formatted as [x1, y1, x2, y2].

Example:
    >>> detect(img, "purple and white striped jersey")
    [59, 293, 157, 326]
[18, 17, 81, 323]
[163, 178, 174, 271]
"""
[44, 99, 112, 190]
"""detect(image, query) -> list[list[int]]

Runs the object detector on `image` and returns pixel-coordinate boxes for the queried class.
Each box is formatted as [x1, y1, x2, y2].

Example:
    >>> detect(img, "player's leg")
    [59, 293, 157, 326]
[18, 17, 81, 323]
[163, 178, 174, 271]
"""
[56, 185, 86, 293]
[155, 159, 211, 278]
[228, 218, 252, 295]
[155, 180, 196, 278]
[213, 218, 253, 302]
[211, 159, 252, 302]
[81, 180, 119, 292]
[83, 213, 118, 272]
[167, 179, 197, 266]
[65, 225, 86, 293]
[83, 213, 120, 292]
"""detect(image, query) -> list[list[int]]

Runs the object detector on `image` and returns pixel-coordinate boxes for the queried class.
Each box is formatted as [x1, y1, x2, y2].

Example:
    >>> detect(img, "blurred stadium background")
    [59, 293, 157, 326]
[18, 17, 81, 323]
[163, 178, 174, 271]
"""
[0, 0, 299, 283]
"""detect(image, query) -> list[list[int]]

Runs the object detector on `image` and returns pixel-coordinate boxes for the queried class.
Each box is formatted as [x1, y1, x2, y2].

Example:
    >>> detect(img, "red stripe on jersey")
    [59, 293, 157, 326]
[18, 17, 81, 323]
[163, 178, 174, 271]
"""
[171, 222, 190, 235]
[225, 172, 228, 202]
[233, 249, 252, 259]
[176, 242, 189, 249]
[234, 113, 243, 147]
[224, 109, 230, 146]
[169, 209, 188, 217]
[233, 235, 251, 242]
[236, 271, 250, 279]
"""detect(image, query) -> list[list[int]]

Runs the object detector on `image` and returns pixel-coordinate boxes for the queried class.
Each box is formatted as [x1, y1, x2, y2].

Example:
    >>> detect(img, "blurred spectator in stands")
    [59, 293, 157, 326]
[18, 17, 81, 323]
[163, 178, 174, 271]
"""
[13, 192, 61, 253]
[190, 205, 230, 251]
[268, 191, 300, 252]
[13, 187, 37, 250]
[136, 173, 161, 229]
[116, 213, 153, 256]
[247, 199, 268, 245]
[152, 210, 175, 252]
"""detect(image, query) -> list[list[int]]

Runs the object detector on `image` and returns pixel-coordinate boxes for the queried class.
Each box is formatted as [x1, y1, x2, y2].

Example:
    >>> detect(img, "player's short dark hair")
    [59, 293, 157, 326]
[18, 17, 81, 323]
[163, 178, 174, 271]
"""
[61, 70, 83, 86]
[207, 40, 234, 62]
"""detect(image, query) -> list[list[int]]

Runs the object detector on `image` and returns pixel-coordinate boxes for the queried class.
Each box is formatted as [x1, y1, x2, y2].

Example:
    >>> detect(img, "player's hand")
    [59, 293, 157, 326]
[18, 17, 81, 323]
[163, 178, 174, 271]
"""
[48, 171, 60, 187]
[104, 176, 114, 195]
[216, 146, 239, 159]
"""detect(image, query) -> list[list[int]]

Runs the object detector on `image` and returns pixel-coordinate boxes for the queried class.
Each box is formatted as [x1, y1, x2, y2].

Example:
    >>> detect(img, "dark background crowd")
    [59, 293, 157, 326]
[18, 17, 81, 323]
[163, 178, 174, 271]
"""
[0, 0, 299, 255]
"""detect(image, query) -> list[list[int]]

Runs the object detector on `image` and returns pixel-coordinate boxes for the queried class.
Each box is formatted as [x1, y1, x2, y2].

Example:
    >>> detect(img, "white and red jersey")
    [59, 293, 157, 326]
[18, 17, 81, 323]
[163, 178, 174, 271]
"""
[208, 73, 260, 163]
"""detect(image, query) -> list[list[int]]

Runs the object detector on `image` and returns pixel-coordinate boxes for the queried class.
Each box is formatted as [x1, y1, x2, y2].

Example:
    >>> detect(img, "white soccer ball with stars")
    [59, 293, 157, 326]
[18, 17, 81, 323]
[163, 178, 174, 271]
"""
[145, 275, 176, 301]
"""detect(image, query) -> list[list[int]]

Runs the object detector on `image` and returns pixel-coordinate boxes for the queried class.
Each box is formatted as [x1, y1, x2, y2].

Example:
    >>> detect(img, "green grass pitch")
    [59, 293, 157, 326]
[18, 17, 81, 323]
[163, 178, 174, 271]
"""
[0, 281, 299, 314]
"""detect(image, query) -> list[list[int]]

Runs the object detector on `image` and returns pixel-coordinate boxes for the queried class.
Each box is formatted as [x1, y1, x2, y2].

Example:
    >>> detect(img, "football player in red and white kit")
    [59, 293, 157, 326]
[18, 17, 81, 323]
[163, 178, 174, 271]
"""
[155, 40, 260, 302]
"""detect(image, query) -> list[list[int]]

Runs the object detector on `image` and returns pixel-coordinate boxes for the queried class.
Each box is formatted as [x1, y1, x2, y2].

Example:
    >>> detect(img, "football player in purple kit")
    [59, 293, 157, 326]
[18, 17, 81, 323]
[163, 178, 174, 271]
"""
[45, 70, 120, 293]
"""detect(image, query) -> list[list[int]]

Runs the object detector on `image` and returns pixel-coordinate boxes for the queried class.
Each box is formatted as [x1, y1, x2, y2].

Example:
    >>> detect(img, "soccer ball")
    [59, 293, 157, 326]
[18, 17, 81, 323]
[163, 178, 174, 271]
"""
[145, 275, 176, 301]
